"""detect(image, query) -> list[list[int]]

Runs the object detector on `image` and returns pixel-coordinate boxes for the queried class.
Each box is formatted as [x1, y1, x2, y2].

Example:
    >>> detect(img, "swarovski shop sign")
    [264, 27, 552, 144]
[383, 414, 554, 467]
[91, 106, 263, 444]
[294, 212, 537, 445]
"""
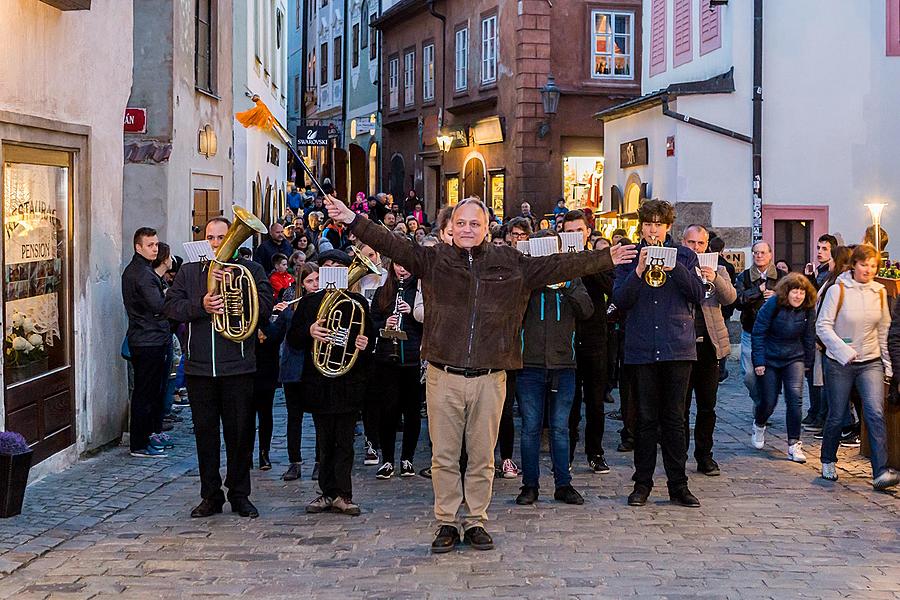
[296, 125, 330, 146]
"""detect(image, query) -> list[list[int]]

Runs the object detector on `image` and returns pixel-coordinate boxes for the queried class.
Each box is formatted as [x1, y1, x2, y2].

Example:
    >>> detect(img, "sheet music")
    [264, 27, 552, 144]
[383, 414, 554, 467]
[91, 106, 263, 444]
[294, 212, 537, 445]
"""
[697, 252, 719, 270]
[529, 237, 560, 258]
[558, 232, 585, 253]
[320, 266, 349, 290]
[516, 240, 531, 255]
[646, 245, 677, 269]
[183, 241, 215, 263]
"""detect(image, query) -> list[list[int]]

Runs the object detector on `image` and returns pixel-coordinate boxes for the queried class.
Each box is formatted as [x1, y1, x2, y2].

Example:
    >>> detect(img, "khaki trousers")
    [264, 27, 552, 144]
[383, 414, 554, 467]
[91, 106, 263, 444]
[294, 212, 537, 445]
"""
[426, 365, 506, 530]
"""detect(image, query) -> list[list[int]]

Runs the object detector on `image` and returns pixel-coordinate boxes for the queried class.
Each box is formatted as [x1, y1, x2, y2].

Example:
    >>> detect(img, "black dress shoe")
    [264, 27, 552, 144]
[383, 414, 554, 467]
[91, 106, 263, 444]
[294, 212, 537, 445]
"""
[627, 487, 650, 506]
[463, 526, 494, 550]
[190, 497, 225, 518]
[669, 488, 701, 508]
[515, 485, 539, 505]
[697, 456, 720, 476]
[554, 485, 584, 505]
[617, 440, 634, 452]
[231, 498, 260, 518]
[259, 451, 272, 471]
[430, 525, 461, 554]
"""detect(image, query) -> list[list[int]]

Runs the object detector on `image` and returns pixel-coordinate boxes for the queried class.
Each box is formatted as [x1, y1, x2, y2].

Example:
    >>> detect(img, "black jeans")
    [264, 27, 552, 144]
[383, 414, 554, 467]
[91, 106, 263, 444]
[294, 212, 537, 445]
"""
[186, 374, 254, 502]
[496, 370, 517, 461]
[313, 412, 357, 500]
[378, 364, 423, 465]
[129, 344, 169, 452]
[619, 364, 638, 444]
[632, 361, 693, 492]
[252, 382, 277, 455]
[363, 369, 380, 449]
[684, 337, 720, 461]
[569, 347, 608, 461]
[283, 382, 319, 464]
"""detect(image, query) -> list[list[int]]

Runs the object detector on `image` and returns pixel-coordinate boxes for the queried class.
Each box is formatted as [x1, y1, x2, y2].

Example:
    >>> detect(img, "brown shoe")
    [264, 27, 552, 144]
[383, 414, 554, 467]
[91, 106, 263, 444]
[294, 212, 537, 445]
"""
[331, 495, 361, 516]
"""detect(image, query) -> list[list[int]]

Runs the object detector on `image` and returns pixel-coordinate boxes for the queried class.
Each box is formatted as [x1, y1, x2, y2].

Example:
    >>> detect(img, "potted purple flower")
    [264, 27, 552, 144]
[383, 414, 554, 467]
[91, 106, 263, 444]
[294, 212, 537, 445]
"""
[0, 431, 32, 518]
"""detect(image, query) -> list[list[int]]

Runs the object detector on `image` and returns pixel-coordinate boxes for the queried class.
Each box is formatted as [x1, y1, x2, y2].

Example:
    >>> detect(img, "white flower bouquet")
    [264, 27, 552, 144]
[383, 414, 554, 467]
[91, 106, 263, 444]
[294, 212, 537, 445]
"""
[4, 312, 47, 367]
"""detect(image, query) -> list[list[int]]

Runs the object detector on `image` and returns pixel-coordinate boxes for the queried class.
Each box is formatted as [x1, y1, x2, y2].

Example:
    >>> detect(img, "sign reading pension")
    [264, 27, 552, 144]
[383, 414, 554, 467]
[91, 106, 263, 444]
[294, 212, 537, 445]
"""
[297, 125, 330, 146]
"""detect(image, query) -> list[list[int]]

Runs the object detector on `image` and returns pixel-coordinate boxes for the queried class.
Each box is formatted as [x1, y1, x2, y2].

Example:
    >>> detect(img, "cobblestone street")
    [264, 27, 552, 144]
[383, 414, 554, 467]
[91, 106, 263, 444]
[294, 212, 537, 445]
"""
[1, 361, 898, 599]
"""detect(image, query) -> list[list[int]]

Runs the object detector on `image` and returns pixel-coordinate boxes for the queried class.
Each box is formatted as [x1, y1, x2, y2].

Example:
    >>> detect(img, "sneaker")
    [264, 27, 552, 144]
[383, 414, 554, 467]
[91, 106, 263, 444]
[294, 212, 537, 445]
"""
[149, 433, 174, 449]
[589, 456, 610, 474]
[399, 460, 415, 477]
[840, 434, 861, 448]
[419, 467, 432, 479]
[821, 462, 838, 481]
[305, 494, 332, 513]
[554, 485, 585, 505]
[802, 422, 823, 433]
[130, 446, 167, 458]
[801, 413, 816, 426]
[751, 423, 766, 449]
[607, 410, 623, 421]
[787, 441, 807, 463]
[311, 462, 320, 480]
[813, 430, 825, 440]
[364, 440, 379, 465]
[501, 458, 519, 479]
[376, 462, 394, 479]
[282, 462, 302, 481]
[872, 469, 900, 491]
[331, 495, 361, 516]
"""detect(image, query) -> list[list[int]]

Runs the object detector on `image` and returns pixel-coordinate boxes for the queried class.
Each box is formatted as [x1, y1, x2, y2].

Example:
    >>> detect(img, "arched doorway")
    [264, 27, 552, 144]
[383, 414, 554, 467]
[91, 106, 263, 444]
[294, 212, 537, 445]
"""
[390, 154, 405, 201]
[368, 143, 378, 195]
[349, 143, 367, 199]
[624, 173, 643, 213]
[334, 148, 349, 202]
[463, 156, 485, 199]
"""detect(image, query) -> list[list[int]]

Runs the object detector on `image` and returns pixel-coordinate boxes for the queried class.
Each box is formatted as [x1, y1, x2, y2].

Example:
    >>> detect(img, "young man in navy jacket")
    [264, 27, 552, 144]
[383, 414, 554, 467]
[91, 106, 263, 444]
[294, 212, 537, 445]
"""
[612, 200, 706, 508]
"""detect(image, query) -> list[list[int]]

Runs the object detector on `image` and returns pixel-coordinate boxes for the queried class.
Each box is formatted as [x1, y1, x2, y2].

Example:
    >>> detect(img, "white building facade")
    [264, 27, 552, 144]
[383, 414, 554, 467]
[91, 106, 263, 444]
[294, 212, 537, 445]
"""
[600, 0, 900, 268]
[234, 0, 289, 227]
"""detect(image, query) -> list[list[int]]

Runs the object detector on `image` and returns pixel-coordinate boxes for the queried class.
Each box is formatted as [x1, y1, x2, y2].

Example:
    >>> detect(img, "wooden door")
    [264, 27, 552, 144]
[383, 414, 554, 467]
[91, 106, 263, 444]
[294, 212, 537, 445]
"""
[463, 158, 485, 200]
[192, 189, 221, 240]
[2, 145, 75, 464]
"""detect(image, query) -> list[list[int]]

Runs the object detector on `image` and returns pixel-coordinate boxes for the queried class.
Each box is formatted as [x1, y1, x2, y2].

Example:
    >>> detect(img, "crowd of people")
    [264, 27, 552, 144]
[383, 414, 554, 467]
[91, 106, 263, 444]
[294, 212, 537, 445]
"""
[121, 187, 900, 553]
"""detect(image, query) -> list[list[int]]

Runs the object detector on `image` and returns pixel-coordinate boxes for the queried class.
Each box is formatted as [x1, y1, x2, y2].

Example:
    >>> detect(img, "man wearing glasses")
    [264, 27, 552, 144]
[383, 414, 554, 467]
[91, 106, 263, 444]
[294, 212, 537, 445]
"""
[734, 241, 785, 411]
[505, 217, 533, 245]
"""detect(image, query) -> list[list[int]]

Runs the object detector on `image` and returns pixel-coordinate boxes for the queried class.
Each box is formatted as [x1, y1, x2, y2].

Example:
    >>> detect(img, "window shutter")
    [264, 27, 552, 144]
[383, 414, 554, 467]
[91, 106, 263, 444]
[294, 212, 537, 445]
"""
[888, 0, 900, 56]
[649, 0, 667, 75]
[674, 0, 692, 66]
[699, 0, 722, 56]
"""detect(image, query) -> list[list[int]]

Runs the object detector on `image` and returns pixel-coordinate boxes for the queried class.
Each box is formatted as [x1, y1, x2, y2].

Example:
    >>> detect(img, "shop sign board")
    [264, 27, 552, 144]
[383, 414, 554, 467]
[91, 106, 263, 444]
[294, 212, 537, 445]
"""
[297, 126, 330, 146]
[620, 138, 648, 168]
[124, 108, 147, 134]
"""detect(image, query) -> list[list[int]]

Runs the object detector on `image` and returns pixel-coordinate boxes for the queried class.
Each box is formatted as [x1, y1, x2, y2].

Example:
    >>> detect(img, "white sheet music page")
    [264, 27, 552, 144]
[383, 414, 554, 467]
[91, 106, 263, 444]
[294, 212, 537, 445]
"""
[697, 252, 719, 270]
[516, 240, 531, 255]
[646, 245, 677, 269]
[529, 237, 560, 258]
[320, 266, 349, 290]
[183, 241, 215, 263]
[558, 231, 585, 253]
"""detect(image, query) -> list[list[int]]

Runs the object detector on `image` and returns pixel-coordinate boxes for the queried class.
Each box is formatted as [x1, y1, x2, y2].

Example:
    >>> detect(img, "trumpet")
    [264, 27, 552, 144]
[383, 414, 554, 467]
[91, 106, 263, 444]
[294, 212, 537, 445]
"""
[644, 236, 667, 288]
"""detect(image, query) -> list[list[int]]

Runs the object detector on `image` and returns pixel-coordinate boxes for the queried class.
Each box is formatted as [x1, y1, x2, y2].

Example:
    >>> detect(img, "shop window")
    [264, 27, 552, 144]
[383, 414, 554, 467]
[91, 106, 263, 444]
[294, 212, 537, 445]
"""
[563, 156, 603, 211]
[446, 174, 460, 206]
[592, 10, 634, 79]
[489, 170, 505, 220]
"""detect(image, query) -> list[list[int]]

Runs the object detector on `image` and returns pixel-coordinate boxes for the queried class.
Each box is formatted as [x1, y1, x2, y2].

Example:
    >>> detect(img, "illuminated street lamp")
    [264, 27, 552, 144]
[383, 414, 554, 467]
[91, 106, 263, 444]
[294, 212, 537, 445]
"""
[865, 202, 887, 257]
[436, 132, 454, 153]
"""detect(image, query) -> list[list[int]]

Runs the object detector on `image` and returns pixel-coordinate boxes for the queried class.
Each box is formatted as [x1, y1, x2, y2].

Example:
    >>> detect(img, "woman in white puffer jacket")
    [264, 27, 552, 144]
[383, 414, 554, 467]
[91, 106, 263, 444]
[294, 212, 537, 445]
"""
[815, 244, 899, 490]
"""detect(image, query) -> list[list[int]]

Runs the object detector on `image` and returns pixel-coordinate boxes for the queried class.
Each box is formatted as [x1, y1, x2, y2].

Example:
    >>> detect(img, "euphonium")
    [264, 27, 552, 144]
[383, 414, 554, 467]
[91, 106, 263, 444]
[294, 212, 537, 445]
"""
[313, 251, 382, 378]
[207, 206, 268, 342]
[644, 236, 667, 288]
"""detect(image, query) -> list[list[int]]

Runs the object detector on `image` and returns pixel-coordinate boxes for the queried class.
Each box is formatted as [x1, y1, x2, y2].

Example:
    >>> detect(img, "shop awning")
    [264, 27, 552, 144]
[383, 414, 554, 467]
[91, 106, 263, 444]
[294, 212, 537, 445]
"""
[594, 69, 736, 122]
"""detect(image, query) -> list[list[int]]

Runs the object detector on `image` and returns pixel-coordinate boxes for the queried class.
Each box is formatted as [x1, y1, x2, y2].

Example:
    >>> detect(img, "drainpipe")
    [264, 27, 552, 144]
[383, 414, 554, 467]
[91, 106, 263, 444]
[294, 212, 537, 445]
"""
[428, 0, 447, 128]
[341, 0, 350, 200]
[298, 2, 308, 185]
[661, 96, 752, 143]
[752, 0, 764, 243]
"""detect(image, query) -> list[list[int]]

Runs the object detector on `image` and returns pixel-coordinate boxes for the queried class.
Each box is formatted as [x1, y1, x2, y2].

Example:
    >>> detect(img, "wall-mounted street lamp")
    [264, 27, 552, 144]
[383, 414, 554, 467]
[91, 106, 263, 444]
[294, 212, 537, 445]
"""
[865, 202, 887, 256]
[436, 132, 454, 153]
[538, 75, 561, 139]
[198, 124, 217, 158]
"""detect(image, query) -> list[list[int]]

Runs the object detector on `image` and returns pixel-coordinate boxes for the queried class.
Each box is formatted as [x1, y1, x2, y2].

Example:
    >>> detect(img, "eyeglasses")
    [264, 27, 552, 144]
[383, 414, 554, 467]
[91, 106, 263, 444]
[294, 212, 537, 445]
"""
[510, 232, 529, 240]
[752, 251, 770, 255]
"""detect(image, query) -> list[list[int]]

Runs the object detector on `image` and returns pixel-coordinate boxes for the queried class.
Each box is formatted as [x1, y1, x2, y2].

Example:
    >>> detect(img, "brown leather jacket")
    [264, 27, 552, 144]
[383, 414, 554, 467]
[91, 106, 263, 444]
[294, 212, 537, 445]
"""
[350, 217, 615, 370]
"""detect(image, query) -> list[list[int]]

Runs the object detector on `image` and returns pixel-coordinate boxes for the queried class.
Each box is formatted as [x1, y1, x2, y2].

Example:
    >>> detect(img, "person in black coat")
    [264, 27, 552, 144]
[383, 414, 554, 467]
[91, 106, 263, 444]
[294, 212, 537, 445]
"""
[287, 250, 375, 516]
[370, 261, 423, 479]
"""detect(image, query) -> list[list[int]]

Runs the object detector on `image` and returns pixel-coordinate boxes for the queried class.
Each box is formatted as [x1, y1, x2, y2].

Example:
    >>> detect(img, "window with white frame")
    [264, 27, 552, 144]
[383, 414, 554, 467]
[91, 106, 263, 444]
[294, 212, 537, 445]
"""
[481, 15, 497, 84]
[455, 27, 468, 91]
[389, 56, 399, 110]
[423, 44, 435, 102]
[404, 50, 415, 106]
[591, 10, 634, 78]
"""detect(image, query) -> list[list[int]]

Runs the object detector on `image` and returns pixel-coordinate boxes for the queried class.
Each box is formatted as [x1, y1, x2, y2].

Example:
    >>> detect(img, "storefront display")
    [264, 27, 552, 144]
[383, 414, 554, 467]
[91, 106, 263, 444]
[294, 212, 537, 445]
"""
[446, 175, 459, 206]
[489, 171, 504, 220]
[563, 156, 603, 211]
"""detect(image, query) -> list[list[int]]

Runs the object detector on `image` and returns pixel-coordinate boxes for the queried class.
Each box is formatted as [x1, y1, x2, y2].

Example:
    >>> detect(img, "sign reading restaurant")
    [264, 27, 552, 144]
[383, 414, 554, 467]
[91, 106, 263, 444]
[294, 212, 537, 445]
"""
[620, 138, 649, 168]
[297, 125, 330, 146]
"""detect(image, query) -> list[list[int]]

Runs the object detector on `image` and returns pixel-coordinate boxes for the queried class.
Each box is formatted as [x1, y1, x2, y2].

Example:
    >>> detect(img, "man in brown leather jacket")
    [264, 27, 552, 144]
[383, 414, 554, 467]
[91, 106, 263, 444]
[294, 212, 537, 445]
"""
[325, 196, 635, 553]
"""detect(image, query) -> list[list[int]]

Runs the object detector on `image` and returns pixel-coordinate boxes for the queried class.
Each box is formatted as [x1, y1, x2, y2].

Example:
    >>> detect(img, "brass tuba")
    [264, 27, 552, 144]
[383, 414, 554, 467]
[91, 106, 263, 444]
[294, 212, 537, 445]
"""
[207, 206, 268, 342]
[644, 236, 667, 288]
[313, 251, 382, 377]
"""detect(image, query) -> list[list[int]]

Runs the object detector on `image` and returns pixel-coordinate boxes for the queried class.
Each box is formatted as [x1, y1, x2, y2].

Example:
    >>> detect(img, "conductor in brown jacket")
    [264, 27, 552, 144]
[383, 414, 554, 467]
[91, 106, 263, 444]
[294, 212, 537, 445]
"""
[324, 196, 636, 553]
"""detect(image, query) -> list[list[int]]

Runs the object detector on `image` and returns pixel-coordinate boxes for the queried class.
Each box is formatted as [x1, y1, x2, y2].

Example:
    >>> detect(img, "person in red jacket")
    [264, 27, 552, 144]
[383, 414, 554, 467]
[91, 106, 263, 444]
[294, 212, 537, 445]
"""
[268, 253, 295, 300]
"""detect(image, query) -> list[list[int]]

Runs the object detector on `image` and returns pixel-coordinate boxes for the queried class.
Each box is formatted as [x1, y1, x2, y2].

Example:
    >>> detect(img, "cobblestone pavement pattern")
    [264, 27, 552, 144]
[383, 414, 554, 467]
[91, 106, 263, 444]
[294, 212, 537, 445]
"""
[0, 360, 898, 599]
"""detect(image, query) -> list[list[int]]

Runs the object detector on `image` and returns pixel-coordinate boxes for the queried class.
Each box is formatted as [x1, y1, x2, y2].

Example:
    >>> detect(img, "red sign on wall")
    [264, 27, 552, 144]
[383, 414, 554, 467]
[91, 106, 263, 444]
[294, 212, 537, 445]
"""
[124, 108, 147, 134]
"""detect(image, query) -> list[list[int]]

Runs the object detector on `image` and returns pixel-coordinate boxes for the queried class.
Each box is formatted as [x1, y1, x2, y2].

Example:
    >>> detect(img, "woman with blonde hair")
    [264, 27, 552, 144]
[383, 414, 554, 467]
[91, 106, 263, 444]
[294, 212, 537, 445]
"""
[750, 273, 817, 462]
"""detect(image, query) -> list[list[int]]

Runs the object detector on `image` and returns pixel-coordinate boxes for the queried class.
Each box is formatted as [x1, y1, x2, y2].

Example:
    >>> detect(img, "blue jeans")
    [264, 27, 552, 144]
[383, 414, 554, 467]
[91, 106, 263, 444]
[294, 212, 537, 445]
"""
[821, 357, 889, 477]
[517, 367, 576, 489]
[741, 331, 761, 408]
[756, 361, 805, 443]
